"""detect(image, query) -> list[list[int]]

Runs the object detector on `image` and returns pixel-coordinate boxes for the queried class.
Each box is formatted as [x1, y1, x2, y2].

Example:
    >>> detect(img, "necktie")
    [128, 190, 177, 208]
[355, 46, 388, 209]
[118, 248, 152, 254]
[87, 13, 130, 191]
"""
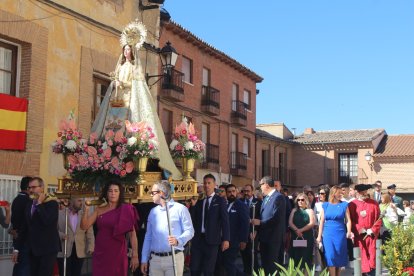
[203, 196, 211, 229]
[245, 199, 249, 206]
[263, 196, 269, 206]
[31, 202, 37, 216]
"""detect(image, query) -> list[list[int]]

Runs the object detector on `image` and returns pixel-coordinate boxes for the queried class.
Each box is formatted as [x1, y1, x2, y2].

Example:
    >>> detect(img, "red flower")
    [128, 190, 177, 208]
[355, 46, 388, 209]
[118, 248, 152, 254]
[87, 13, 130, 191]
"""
[181, 129, 187, 135]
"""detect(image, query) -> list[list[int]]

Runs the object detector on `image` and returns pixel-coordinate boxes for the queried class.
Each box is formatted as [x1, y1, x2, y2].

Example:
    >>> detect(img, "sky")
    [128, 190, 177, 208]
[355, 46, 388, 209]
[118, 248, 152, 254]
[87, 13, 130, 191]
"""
[163, 0, 414, 135]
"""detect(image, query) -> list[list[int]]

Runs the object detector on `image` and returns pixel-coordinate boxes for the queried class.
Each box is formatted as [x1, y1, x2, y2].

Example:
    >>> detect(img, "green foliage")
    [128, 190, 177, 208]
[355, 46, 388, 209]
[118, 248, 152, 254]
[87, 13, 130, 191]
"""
[252, 258, 328, 276]
[382, 224, 414, 276]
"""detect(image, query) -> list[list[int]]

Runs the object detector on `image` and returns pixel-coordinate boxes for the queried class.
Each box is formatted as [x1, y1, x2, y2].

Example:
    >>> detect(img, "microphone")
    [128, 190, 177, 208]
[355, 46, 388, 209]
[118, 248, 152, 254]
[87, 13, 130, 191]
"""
[85, 198, 107, 206]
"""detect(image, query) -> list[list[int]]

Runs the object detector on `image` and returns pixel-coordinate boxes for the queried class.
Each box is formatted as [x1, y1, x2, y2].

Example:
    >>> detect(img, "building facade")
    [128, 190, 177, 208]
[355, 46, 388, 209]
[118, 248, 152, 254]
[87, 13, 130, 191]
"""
[158, 21, 263, 187]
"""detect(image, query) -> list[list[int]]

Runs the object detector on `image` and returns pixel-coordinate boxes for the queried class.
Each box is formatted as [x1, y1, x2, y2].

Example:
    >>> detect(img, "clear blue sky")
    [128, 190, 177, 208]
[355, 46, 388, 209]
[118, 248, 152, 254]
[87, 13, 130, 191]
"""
[163, 1, 414, 135]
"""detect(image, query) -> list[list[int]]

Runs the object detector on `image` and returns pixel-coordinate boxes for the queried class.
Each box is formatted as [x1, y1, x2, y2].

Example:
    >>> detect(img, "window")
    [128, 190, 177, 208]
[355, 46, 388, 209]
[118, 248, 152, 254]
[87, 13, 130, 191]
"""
[243, 137, 250, 157]
[92, 74, 110, 126]
[262, 149, 270, 178]
[339, 153, 358, 184]
[0, 41, 18, 96]
[181, 56, 193, 84]
[201, 123, 209, 144]
[243, 89, 251, 110]
[279, 152, 287, 183]
[232, 83, 238, 111]
[162, 109, 173, 145]
[202, 67, 210, 86]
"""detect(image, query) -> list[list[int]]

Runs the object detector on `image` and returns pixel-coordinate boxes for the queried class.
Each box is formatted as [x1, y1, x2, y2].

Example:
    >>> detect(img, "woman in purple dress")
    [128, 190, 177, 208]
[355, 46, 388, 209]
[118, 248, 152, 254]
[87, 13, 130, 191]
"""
[81, 180, 139, 275]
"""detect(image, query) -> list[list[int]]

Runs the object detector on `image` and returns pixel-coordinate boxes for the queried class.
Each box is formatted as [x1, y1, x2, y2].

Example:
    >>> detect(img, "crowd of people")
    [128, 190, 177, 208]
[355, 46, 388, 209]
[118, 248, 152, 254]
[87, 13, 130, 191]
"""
[1, 175, 413, 276]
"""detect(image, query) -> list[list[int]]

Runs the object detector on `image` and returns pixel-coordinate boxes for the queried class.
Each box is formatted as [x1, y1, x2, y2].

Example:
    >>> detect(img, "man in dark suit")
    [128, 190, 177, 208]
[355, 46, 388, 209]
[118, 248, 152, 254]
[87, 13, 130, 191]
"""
[10, 176, 32, 276]
[387, 184, 403, 209]
[190, 173, 230, 276]
[373, 180, 382, 204]
[221, 184, 249, 276]
[252, 176, 286, 275]
[26, 177, 60, 276]
[240, 184, 262, 275]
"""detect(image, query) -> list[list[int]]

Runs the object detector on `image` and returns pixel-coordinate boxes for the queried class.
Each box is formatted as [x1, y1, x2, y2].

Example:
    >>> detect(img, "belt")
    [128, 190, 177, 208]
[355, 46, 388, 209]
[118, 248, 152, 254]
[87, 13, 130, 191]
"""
[151, 250, 182, 257]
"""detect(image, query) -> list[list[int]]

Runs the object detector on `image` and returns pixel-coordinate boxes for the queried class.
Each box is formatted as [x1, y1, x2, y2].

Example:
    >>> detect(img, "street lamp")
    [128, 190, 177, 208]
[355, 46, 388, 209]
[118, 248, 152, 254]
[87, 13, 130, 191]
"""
[365, 151, 374, 170]
[146, 41, 178, 86]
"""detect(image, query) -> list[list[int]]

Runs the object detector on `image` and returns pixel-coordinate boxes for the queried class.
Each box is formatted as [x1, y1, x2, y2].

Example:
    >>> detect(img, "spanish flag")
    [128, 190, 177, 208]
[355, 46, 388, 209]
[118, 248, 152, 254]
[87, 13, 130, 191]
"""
[0, 94, 28, 150]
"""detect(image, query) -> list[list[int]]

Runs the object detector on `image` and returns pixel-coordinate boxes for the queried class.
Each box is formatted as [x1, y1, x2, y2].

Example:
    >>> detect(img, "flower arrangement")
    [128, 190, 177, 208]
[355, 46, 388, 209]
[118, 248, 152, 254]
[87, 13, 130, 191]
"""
[66, 130, 137, 183]
[169, 117, 205, 160]
[125, 120, 158, 160]
[52, 116, 84, 154]
[403, 267, 414, 276]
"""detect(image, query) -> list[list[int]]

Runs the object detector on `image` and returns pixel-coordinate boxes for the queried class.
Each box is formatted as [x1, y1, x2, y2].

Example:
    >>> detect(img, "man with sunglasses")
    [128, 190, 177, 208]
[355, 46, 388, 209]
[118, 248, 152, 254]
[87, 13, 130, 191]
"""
[251, 176, 286, 275]
[141, 181, 194, 276]
[240, 184, 262, 274]
[25, 177, 60, 276]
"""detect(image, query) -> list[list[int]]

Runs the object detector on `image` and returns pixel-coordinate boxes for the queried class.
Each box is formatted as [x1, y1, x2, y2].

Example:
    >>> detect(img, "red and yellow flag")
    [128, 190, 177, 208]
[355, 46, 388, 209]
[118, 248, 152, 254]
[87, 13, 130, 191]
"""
[0, 94, 28, 150]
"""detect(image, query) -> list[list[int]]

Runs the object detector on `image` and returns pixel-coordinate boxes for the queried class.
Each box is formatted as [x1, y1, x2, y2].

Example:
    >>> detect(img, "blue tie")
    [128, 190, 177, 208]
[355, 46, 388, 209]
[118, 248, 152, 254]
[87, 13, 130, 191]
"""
[263, 196, 269, 206]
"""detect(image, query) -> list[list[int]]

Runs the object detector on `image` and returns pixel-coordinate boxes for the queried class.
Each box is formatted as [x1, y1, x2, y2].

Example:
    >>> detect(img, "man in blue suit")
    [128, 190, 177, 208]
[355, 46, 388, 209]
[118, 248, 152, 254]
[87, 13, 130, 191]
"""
[252, 176, 286, 275]
[221, 184, 249, 276]
[190, 174, 230, 276]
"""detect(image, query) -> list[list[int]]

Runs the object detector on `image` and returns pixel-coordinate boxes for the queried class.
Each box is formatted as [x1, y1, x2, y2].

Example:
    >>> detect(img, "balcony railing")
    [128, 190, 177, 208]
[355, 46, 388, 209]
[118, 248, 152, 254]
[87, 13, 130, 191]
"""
[230, 152, 247, 176]
[201, 143, 219, 169]
[231, 100, 247, 126]
[276, 168, 296, 186]
[160, 69, 184, 102]
[201, 85, 220, 116]
[258, 166, 278, 180]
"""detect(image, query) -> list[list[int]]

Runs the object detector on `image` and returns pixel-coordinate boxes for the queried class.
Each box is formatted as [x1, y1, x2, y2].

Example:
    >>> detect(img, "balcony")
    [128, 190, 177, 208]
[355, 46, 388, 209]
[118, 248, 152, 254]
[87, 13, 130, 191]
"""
[201, 143, 219, 170]
[160, 69, 184, 102]
[276, 168, 296, 186]
[201, 85, 220, 116]
[230, 152, 247, 176]
[258, 166, 278, 180]
[231, 100, 247, 127]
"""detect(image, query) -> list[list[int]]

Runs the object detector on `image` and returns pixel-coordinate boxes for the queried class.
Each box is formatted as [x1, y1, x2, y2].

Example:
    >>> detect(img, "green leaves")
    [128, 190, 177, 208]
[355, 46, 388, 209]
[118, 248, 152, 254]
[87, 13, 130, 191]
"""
[252, 258, 328, 276]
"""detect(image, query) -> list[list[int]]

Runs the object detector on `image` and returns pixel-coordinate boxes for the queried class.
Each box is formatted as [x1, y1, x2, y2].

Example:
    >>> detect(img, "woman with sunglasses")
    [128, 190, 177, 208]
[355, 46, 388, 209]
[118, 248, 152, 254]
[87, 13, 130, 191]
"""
[81, 179, 139, 275]
[288, 193, 315, 270]
[316, 186, 352, 276]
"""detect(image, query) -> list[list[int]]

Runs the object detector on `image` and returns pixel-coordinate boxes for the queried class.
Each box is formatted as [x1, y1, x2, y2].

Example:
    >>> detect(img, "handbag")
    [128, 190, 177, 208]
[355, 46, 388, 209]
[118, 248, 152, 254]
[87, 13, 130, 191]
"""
[293, 237, 307, 247]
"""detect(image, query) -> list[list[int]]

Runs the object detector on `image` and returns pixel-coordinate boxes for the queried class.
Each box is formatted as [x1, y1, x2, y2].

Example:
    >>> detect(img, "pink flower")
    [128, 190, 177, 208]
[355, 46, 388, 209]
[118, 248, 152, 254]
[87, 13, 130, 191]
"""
[89, 132, 97, 144]
[107, 140, 113, 146]
[125, 161, 134, 173]
[105, 130, 114, 141]
[67, 155, 78, 167]
[103, 148, 112, 159]
[120, 170, 127, 177]
[78, 155, 88, 167]
[114, 131, 124, 143]
[87, 146, 97, 156]
[111, 157, 119, 168]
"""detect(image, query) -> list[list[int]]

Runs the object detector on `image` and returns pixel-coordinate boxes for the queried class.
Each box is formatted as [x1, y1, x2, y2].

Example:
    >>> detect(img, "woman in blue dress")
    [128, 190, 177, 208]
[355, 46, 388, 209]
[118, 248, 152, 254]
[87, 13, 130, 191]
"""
[316, 185, 352, 276]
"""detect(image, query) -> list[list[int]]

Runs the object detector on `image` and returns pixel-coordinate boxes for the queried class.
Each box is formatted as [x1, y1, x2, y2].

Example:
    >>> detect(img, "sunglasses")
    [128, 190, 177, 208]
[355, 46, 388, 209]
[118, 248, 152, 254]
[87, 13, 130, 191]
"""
[319, 192, 326, 195]
[242, 190, 250, 192]
[150, 191, 161, 196]
[297, 199, 305, 202]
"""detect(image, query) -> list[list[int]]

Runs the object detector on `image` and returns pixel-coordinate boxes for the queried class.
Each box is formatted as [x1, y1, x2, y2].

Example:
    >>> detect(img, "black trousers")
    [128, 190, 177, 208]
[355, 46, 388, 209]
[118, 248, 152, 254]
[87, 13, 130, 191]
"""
[190, 236, 219, 276]
[240, 238, 260, 275]
[260, 240, 283, 276]
[57, 243, 84, 276]
[29, 252, 57, 276]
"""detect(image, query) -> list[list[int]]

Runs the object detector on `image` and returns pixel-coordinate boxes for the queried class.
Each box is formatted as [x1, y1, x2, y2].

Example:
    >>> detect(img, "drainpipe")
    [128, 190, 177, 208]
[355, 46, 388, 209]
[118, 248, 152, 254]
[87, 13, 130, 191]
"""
[376, 239, 382, 276]
[354, 247, 361, 276]
[322, 143, 327, 184]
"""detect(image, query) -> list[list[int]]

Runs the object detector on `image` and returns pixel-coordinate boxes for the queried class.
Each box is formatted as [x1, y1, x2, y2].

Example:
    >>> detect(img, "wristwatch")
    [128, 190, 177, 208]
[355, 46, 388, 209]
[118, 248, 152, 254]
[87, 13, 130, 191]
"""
[13, 249, 19, 253]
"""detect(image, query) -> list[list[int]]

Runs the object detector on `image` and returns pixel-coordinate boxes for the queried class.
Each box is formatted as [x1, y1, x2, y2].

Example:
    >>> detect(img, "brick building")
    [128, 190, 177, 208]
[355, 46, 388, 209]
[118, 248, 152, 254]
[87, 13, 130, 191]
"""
[158, 21, 263, 186]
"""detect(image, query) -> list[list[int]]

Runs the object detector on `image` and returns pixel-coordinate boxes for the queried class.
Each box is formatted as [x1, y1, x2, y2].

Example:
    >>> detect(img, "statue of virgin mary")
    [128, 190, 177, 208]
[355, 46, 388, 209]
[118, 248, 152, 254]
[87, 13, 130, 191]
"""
[91, 21, 182, 180]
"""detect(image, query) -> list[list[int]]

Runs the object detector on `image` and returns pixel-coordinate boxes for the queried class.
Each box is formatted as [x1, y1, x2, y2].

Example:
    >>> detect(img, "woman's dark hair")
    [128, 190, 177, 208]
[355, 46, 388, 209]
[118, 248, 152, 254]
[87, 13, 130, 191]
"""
[121, 44, 135, 65]
[318, 185, 330, 202]
[100, 178, 125, 208]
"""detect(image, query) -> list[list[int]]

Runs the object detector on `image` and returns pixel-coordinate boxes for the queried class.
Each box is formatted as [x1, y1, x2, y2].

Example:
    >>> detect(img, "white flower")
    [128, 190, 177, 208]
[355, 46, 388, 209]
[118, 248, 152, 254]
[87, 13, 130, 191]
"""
[170, 139, 179, 150]
[65, 140, 77, 150]
[184, 141, 194, 150]
[127, 137, 137, 146]
[79, 139, 88, 146]
[102, 142, 108, 150]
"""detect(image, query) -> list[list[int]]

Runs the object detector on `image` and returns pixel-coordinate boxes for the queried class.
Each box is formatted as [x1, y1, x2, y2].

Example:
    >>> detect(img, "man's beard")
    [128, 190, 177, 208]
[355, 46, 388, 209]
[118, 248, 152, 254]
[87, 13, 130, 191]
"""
[227, 196, 236, 202]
